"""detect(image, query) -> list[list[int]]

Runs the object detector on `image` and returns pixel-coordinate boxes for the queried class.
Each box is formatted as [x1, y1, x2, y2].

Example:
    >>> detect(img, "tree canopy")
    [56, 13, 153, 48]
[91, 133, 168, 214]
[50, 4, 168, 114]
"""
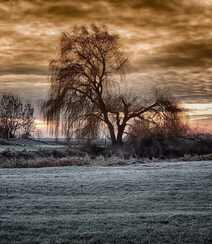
[43, 25, 181, 145]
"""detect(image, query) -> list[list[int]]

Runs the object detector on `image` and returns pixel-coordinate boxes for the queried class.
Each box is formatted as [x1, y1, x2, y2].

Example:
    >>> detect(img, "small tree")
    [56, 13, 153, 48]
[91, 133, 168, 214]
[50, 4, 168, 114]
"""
[127, 95, 188, 140]
[150, 94, 188, 137]
[43, 25, 174, 145]
[0, 94, 34, 139]
[126, 95, 189, 158]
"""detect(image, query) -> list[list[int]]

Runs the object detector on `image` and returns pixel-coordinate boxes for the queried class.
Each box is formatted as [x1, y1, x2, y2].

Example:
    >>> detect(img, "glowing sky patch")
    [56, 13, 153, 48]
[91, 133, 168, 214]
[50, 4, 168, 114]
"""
[184, 103, 212, 119]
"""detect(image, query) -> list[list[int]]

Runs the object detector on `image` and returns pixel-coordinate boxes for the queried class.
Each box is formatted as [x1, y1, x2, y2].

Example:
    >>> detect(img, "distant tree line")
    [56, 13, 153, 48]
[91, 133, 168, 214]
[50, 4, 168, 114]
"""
[0, 94, 34, 139]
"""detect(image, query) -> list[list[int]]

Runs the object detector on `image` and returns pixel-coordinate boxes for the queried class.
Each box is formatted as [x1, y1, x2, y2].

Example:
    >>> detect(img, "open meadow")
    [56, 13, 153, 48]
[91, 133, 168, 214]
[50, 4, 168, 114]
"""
[0, 161, 212, 244]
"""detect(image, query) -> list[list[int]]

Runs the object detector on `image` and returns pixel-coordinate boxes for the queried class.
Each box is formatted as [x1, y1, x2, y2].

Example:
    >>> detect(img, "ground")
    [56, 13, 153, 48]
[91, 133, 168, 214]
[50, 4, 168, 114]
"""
[0, 161, 212, 244]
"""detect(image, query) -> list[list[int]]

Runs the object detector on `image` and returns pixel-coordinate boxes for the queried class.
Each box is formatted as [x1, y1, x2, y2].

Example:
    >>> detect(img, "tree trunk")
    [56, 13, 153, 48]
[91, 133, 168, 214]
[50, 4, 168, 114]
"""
[104, 114, 126, 145]
[116, 125, 125, 145]
[106, 122, 117, 145]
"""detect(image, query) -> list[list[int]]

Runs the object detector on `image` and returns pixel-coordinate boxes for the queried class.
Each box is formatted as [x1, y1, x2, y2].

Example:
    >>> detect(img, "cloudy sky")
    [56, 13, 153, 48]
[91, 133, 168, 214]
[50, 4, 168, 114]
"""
[2, 0, 212, 132]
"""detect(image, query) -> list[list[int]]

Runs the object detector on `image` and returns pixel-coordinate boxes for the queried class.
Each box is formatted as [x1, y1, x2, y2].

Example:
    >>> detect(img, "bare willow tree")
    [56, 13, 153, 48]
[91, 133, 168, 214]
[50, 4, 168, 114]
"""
[43, 25, 173, 145]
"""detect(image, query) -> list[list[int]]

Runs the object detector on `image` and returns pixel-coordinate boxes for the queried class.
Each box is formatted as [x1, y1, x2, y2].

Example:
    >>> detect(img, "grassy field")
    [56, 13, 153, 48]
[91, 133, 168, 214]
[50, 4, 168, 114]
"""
[0, 161, 212, 243]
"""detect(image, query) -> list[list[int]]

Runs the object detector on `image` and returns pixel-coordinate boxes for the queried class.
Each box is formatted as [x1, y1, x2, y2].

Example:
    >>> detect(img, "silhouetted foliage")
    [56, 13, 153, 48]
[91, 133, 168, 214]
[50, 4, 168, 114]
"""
[0, 94, 34, 139]
[43, 25, 183, 145]
[128, 95, 188, 140]
[127, 96, 191, 158]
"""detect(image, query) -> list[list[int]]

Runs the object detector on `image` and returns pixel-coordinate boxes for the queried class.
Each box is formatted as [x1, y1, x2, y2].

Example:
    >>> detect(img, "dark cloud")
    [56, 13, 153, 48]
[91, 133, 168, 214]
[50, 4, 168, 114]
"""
[1, 0, 212, 126]
[0, 65, 47, 76]
[46, 5, 90, 18]
[146, 39, 212, 68]
[114, 0, 186, 12]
